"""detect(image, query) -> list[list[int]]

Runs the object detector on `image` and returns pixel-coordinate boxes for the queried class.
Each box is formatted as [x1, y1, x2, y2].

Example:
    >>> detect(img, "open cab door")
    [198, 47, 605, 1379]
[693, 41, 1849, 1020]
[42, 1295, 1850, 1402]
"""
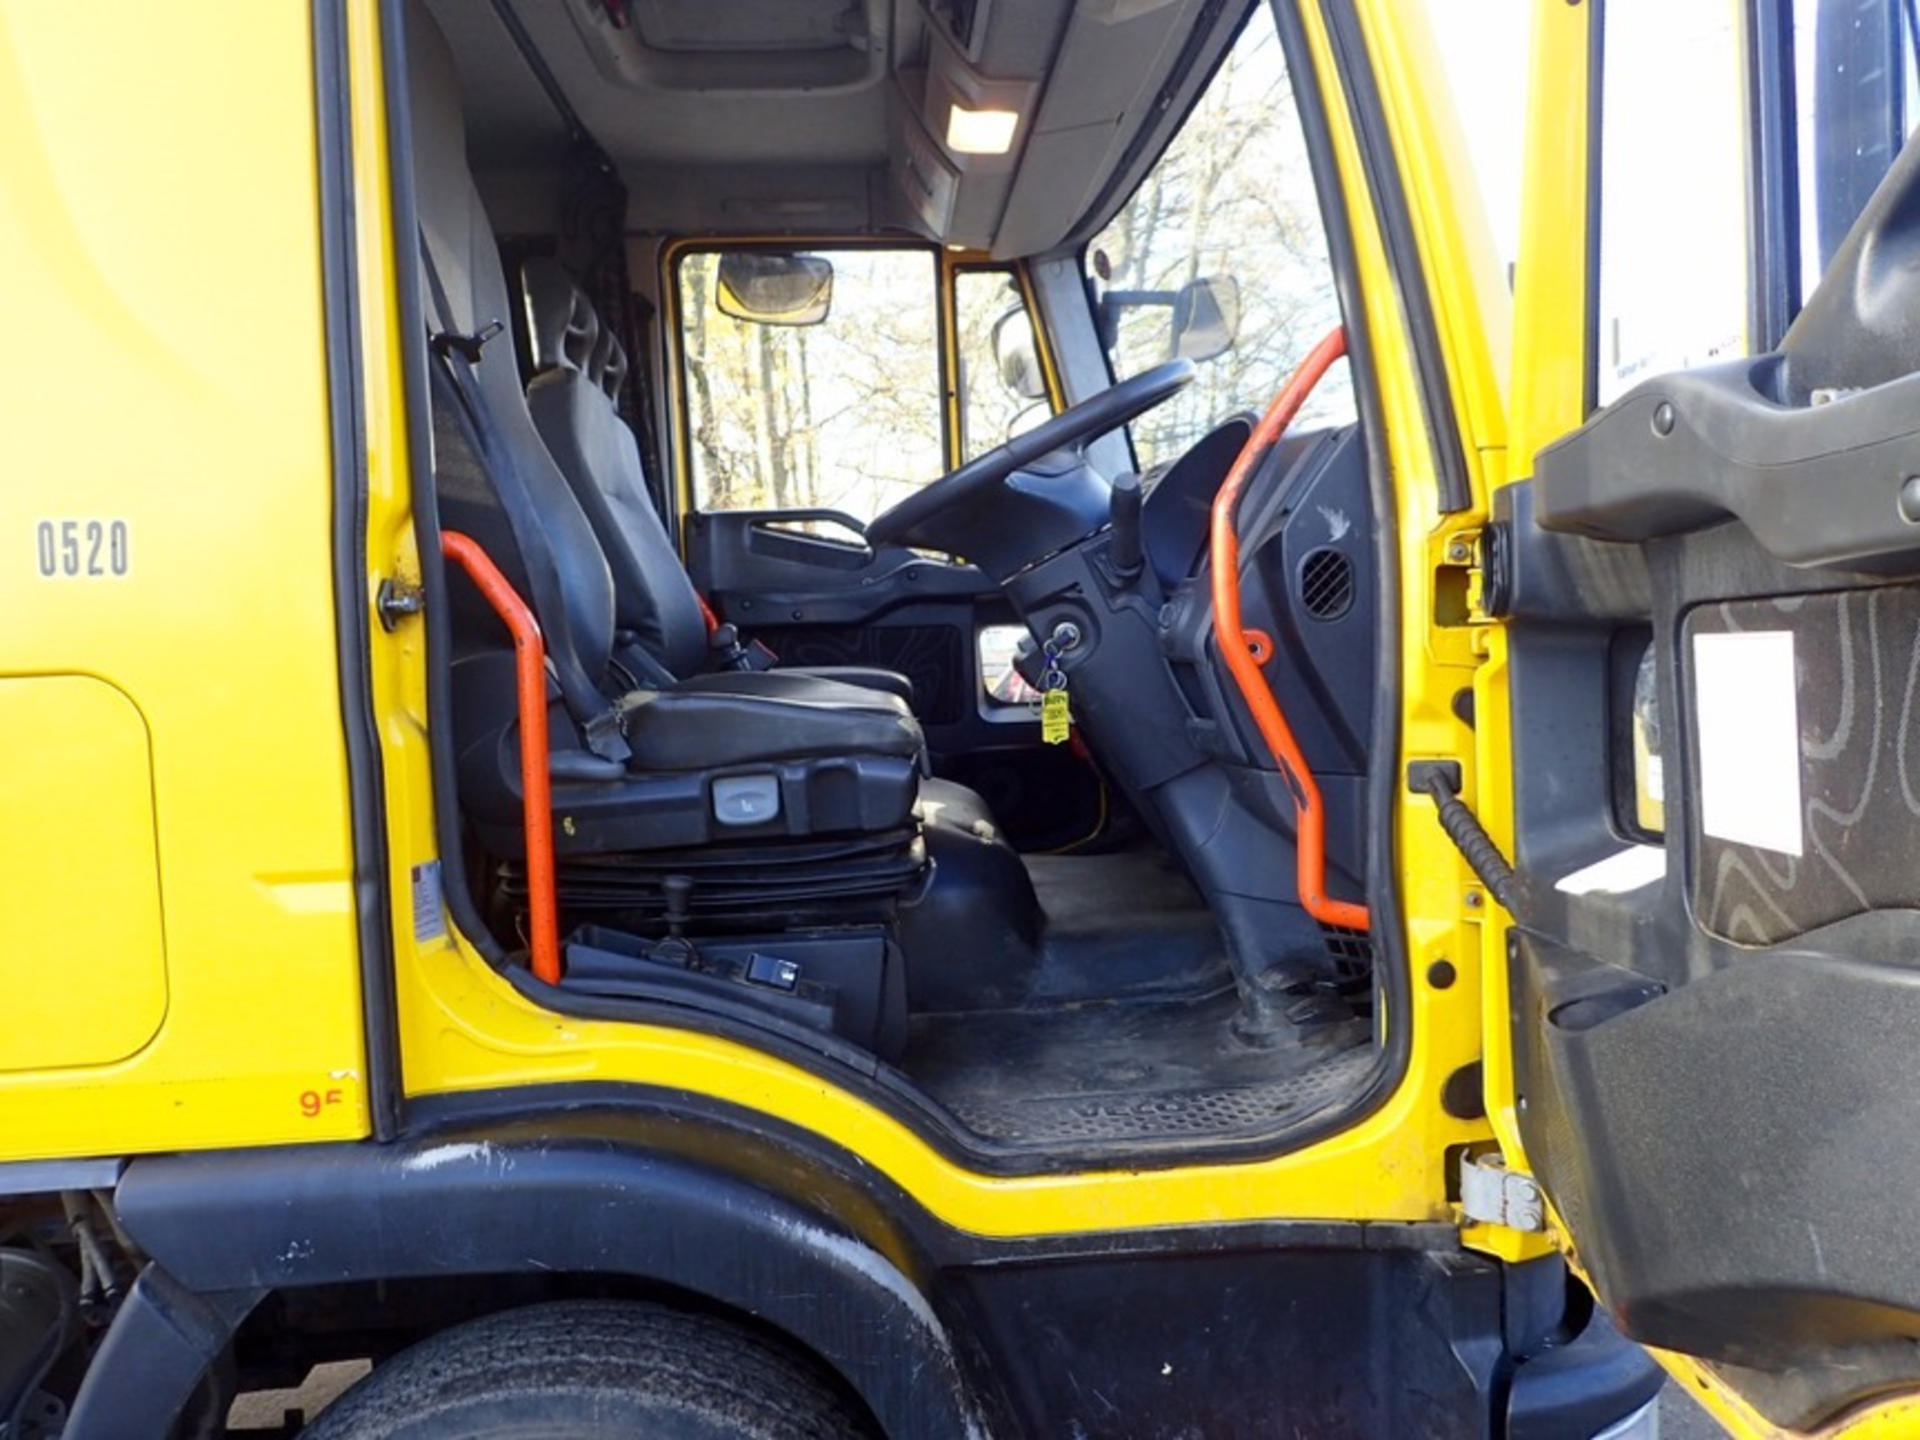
[1493, 0, 1920, 1434]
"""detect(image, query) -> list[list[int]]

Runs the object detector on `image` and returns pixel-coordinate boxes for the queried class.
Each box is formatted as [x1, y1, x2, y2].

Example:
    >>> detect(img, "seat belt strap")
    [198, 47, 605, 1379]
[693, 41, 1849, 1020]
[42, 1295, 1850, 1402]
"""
[419, 237, 630, 764]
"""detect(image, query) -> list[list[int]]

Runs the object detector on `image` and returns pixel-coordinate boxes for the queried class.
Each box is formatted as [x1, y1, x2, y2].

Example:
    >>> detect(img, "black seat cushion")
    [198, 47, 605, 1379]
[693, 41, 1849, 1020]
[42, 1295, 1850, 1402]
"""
[450, 650, 924, 856]
[783, 666, 916, 702]
[619, 671, 921, 772]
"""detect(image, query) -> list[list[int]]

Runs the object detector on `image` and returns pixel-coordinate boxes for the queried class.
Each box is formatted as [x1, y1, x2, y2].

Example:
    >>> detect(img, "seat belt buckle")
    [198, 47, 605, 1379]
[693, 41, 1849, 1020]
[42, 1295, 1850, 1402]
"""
[708, 622, 774, 672]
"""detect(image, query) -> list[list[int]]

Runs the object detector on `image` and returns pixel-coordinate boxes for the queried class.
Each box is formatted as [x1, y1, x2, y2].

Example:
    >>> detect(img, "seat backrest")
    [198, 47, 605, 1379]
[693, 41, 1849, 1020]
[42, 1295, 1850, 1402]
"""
[405, 1, 619, 687]
[522, 257, 712, 680]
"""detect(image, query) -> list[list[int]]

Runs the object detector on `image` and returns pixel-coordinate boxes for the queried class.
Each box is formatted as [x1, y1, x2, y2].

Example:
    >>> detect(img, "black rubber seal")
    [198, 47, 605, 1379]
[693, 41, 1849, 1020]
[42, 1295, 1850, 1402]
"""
[314, 0, 403, 1139]
[380, 2, 511, 972]
[1318, 0, 1473, 515]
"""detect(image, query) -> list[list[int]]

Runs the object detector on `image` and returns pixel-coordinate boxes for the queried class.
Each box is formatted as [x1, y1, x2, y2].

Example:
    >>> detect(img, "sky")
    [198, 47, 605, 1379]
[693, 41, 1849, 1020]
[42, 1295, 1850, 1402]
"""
[1427, 0, 1533, 271]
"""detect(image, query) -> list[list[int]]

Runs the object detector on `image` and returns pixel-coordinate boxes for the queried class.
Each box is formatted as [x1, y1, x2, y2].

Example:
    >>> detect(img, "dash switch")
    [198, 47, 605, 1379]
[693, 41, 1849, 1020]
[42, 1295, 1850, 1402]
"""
[745, 953, 801, 991]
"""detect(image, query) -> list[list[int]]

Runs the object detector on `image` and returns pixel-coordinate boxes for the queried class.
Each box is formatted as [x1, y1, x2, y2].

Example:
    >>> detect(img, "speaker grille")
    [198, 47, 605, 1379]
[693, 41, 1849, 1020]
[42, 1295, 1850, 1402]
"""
[1299, 547, 1355, 621]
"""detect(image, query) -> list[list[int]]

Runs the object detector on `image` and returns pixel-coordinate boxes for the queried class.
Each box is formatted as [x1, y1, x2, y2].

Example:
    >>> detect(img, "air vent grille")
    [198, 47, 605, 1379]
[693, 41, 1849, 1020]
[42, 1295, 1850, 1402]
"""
[1299, 547, 1355, 621]
[1318, 922, 1374, 976]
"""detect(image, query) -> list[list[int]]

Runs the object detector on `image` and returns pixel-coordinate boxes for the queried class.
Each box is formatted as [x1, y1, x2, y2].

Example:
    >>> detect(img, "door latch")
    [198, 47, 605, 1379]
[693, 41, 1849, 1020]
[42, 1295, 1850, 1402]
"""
[377, 576, 426, 631]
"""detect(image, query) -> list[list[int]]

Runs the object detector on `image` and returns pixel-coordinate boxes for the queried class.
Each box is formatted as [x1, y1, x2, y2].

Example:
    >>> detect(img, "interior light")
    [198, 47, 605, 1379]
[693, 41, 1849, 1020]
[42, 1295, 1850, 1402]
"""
[946, 104, 1019, 156]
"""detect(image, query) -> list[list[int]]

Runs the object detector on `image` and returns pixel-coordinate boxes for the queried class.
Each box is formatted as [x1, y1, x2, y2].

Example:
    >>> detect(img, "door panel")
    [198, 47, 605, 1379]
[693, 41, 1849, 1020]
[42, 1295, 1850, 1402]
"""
[1499, 128, 1920, 1434]
[1501, 513, 1920, 1429]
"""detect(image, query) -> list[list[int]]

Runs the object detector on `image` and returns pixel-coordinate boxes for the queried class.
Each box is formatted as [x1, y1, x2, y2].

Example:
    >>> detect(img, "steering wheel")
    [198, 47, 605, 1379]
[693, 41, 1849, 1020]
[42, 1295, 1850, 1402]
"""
[866, 358, 1197, 548]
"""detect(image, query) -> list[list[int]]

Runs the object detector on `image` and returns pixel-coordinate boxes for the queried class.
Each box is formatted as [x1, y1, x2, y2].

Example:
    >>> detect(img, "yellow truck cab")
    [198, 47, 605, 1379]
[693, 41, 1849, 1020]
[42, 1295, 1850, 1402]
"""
[4, 0, 1919, 1435]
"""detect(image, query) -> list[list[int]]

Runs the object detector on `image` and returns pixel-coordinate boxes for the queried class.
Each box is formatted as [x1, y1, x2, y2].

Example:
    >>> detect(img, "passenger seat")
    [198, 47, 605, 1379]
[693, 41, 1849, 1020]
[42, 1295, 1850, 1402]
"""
[519, 257, 913, 702]
[408, 0, 933, 873]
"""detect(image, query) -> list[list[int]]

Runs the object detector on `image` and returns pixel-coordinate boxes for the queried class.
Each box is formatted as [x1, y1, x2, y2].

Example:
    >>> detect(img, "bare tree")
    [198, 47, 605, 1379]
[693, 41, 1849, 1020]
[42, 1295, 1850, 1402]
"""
[680, 250, 945, 518]
[1090, 16, 1352, 472]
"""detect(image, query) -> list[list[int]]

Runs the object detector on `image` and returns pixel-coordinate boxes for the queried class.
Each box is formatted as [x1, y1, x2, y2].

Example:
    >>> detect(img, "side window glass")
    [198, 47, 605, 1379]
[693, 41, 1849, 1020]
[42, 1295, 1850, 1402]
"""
[1793, 0, 1920, 298]
[1593, 1, 1747, 404]
[955, 268, 1049, 458]
[1086, 8, 1353, 473]
[678, 248, 943, 518]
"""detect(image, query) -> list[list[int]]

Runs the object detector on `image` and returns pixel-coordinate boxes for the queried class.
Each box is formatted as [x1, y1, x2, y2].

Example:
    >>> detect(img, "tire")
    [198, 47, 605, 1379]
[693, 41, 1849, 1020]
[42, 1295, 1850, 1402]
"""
[299, 1300, 876, 1439]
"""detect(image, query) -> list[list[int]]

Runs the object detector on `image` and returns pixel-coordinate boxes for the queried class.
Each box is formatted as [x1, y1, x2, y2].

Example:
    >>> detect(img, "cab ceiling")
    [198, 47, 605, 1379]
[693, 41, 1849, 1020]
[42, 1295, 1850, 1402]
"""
[422, 0, 1249, 258]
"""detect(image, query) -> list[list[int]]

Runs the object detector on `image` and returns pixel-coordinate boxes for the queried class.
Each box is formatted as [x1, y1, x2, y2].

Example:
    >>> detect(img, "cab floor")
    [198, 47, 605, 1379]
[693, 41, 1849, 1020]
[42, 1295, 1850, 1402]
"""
[901, 848, 1375, 1154]
[904, 989, 1373, 1150]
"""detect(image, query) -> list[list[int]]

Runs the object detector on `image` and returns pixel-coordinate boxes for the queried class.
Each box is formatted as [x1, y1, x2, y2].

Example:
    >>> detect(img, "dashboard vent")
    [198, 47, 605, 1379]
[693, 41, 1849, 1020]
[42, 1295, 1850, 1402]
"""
[1299, 547, 1355, 621]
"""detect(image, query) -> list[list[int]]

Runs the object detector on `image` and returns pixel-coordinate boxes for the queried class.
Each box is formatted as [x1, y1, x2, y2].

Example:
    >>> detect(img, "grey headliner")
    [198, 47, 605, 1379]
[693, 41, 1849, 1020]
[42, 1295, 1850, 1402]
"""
[423, 0, 1253, 257]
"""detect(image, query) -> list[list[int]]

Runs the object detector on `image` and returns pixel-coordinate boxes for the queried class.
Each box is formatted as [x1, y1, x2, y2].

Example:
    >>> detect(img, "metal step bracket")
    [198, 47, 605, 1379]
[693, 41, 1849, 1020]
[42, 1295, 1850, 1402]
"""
[1460, 1153, 1545, 1233]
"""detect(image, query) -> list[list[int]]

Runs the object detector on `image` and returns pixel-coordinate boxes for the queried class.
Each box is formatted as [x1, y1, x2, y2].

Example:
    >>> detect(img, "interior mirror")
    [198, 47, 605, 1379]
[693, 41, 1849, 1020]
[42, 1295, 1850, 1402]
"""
[992, 307, 1047, 400]
[1098, 274, 1240, 363]
[715, 251, 834, 326]
[1170, 276, 1239, 363]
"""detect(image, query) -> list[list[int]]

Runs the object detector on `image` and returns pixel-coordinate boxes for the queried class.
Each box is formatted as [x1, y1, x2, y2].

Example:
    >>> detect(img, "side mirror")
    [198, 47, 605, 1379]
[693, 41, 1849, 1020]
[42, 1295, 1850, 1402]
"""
[1170, 276, 1240, 363]
[1098, 274, 1241, 363]
[715, 251, 834, 326]
[992, 307, 1048, 399]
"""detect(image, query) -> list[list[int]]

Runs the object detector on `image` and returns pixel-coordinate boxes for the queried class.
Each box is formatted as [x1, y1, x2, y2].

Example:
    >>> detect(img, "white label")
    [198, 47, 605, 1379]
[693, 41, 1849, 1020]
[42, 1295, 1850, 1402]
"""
[411, 861, 448, 943]
[1692, 630, 1803, 855]
[1555, 844, 1667, 896]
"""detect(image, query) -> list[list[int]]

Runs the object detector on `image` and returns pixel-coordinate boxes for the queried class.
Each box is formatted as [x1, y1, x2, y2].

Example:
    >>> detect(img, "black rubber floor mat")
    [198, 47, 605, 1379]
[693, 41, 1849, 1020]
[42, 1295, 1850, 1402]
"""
[904, 987, 1373, 1149]
[1021, 849, 1233, 1003]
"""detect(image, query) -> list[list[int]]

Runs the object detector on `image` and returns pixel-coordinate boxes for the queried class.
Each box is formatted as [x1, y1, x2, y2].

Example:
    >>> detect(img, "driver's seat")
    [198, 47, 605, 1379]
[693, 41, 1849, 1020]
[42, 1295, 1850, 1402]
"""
[520, 257, 911, 703]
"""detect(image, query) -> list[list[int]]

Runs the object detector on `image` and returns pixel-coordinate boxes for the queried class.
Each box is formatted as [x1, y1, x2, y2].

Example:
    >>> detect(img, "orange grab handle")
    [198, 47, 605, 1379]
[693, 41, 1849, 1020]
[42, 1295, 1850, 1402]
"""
[1208, 326, 1369, 933]
[440, 532, 562, 984]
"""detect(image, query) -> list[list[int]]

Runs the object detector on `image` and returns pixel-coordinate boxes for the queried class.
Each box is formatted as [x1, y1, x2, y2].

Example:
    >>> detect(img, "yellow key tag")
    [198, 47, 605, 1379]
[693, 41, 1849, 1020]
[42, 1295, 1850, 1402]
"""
[1041, 687, 1072, 744]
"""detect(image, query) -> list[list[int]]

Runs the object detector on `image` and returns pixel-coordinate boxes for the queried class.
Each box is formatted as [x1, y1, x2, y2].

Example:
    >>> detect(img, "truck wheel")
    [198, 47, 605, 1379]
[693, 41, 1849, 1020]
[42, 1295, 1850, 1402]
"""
[299, 1300, 875, 1439]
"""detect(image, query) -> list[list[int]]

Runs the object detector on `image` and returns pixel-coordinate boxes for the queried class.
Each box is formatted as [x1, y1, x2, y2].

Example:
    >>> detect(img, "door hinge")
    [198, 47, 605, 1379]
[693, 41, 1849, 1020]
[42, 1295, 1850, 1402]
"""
[376, 576, 426, 631]
[1441, 525, 1513, 622]
[1460, 1154, 1545, 1232]
[1476, 521, 1512, 619]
